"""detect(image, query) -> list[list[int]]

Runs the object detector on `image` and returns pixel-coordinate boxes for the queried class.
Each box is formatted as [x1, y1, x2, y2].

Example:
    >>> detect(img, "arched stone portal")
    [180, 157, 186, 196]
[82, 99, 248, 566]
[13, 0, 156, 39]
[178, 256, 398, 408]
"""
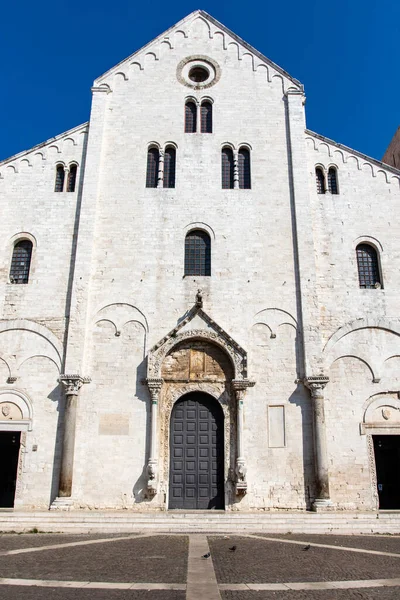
[169, 392, 224, 509]
[145, 296, 255, 507]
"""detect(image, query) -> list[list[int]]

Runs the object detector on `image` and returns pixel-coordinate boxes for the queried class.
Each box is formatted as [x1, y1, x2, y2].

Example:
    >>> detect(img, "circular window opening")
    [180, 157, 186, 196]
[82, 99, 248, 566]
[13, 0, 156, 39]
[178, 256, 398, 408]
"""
[188, 66, 209, 83]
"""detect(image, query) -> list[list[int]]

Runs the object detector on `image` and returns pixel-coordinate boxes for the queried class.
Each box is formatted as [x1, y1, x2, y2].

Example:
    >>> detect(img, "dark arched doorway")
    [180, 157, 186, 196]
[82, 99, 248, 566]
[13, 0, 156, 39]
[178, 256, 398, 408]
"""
[169, 392, 224, 510]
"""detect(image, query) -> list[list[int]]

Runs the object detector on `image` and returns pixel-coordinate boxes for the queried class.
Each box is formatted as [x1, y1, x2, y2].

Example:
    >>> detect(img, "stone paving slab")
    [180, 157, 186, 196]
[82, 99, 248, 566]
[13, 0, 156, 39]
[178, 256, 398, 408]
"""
[261, 534, 400, 553]
[0, 533, 122, 552]
[208, 536, 400, 583]
[221, 589, 400, 599]
[0, 587, 185, 600]
[0, 536, 188, 583]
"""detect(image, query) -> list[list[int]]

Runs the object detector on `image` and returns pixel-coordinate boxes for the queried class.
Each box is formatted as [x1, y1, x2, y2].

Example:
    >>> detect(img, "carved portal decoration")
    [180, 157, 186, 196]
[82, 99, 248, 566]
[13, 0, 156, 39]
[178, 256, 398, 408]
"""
[146, 296, 255, 501]
[361, 393, 400, 434]
[366, 434, 379, 510]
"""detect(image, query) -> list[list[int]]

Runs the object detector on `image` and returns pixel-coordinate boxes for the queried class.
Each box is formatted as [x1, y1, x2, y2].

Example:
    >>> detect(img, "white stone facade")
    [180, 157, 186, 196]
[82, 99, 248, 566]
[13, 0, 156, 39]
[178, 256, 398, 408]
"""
[1, 10, 400, 512]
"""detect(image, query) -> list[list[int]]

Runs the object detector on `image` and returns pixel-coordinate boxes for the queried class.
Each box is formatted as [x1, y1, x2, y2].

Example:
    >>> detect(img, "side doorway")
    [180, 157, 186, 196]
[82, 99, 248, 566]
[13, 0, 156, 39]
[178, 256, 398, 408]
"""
[373, 435, 400, 509]
[0, 431, 21, 508]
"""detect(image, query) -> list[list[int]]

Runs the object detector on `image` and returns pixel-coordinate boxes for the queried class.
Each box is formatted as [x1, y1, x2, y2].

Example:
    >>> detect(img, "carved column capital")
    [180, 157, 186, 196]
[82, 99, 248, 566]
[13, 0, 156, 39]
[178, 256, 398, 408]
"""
[232, 379, 255, 393]
[146, 378, 164, 403]
[304, 376, 329, 398]
[59, 374, 91, 396]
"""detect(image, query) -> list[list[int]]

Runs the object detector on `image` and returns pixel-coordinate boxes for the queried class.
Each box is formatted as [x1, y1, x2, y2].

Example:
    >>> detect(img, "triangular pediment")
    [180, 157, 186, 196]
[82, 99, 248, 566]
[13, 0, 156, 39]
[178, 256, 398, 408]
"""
[94, 10, 301, 92]
[148, 298, 248, 380]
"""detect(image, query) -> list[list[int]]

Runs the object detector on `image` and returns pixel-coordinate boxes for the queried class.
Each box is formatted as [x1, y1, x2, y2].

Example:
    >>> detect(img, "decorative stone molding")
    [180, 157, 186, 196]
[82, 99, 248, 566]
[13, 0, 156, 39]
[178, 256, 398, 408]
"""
[59, 375, 91, 396]
[366, 434, 379, 509]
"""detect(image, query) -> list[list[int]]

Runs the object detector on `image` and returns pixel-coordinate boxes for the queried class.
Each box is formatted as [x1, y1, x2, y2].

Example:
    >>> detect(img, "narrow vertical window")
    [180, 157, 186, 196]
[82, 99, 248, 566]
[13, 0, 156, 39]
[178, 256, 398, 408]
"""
[356, 244, 381, 288]
[163, 147, 176, 189]
[221, 147, 234, 189]
[146, 147, 159, 188]
[238, 147, 251, 189]
[201, 101, 212, 133]
[67, 165, 77, 192]
[10, 240, 33, 284]
[328, 167, 338, 194]
[184, 230, 211, 276]
[55, 165, 65, 192]
[185, 101, 197, 133]
[315, 167, 325, 194]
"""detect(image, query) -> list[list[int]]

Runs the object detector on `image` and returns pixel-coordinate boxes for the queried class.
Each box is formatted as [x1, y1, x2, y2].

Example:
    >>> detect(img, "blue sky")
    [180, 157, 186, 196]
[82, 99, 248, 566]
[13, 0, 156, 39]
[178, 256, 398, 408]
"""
[1, 0, 399, 162]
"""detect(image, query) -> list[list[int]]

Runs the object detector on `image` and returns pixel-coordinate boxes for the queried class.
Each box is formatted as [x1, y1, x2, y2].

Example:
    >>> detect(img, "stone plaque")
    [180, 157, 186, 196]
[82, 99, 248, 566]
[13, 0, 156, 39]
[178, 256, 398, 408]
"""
[99, 414, 130, 436]
[268, 405, 286, 448]
[189, 349, 206, 379]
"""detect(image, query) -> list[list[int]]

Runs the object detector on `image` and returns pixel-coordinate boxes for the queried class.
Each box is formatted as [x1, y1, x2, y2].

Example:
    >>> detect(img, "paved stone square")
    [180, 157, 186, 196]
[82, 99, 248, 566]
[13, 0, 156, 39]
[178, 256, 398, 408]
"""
[0, 532, 399, 599]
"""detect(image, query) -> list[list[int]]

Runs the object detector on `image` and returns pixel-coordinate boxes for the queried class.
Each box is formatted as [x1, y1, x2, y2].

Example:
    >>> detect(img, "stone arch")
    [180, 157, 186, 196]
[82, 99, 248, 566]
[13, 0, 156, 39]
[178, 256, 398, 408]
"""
[149, 329, 244, 380]
[0, 388, 33, 431]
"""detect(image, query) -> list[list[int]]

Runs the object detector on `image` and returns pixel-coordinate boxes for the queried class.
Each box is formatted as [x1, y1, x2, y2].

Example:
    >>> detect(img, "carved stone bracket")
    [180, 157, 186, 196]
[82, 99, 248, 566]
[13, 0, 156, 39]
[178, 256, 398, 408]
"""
[145, 378, 164, 495]
[59, 374, 91, 396]
[231, 379, 255, 494]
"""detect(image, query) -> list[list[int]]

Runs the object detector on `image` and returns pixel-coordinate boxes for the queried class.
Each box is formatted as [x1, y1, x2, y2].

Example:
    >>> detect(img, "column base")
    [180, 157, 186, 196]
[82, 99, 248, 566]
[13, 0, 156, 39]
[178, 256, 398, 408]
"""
[312, 498, 334, 512]
[49, 497, 74, 511]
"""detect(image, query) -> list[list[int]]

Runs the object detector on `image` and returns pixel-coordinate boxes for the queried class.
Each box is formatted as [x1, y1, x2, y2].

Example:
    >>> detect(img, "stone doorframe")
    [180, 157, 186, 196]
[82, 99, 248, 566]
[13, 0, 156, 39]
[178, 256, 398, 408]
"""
[145, 297, 255, 504]
[361, 392, 400, 510]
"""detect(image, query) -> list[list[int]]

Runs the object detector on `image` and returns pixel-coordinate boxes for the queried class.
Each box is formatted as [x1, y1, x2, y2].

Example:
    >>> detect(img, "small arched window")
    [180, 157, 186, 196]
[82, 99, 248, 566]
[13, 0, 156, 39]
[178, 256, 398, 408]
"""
[356, 244, 381, 288]
[163, 147, 176, 189]
[185, 101, 197, 133]
[221, 147, 234, 189]
[67, 165, 77, 192]
[10, 240, 33, 284]
[238, 147, 251, 189]
[55, 165, 65, 192]
[184, 230, 211, 276]
[201, 101, 212, 133]
[315, 167, 325, 194]
[327, 167, 338, 194]
[146, 147, 159, 188]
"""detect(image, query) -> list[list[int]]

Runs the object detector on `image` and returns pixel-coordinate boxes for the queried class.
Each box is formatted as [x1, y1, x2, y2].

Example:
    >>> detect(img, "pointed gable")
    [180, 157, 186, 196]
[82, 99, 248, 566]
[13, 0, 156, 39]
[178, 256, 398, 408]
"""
[94, 10, 302, 93]
[147, 293, 249, 380]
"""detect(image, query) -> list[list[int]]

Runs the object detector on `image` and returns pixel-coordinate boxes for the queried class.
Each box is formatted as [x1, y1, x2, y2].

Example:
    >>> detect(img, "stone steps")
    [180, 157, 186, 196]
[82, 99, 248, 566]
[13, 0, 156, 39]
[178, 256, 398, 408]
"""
[1, 511, 400, 534]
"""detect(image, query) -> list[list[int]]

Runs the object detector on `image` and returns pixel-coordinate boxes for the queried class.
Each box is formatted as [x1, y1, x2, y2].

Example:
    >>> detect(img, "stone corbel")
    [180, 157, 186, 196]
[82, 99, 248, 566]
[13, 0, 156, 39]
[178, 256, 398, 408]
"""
[232, 379, 255, 495]
[145, 378, 163, 495]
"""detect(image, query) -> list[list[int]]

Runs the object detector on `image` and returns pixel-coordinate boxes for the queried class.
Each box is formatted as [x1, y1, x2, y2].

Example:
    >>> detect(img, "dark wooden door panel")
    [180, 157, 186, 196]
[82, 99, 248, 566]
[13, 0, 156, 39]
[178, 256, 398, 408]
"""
[169, 393, 224, 510]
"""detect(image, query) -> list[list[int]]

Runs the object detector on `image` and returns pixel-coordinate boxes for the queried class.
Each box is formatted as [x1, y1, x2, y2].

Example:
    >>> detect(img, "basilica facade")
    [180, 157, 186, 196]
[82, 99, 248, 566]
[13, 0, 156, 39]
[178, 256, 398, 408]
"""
[1, 11, 400, 513]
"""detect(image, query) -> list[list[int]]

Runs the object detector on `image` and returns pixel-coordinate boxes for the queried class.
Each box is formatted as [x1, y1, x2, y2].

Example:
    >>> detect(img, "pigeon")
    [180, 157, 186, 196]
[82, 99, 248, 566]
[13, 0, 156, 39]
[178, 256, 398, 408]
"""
[302, 544, 311, 551]
[202, 552, 211, 559]
[229, 545, 237, 552]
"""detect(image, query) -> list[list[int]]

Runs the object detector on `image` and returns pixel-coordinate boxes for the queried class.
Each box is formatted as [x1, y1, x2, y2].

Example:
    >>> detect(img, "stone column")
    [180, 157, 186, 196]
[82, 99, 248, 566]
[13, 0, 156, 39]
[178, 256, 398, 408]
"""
[305, 376, 332, 510]
[157, 149, 164, 188]
[145, 378, 163, 495]
[58, 375, 90, 498]
[232, 379, 255, 494]
[233, 150, 239, 189]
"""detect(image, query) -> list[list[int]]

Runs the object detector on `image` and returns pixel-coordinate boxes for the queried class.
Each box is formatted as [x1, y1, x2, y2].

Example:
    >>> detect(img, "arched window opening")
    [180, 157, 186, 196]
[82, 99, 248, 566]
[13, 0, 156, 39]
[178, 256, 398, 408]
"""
[55, 165, 65, 192]
[201, 101, 212, 133]
[221, 147, 234, 189]
[67, 165, 77, 192]
[238, 148, 251, 189]
[163, 147, 176, 188]
[315, 167, 325, 194]
[184, 230, 211, 276]
[146, 147, 159, 188]
[356, 244, 381, 289]
[185, 101, 197, 133]
[10, 240, 33, 284]
[328, 167, 338, 194]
